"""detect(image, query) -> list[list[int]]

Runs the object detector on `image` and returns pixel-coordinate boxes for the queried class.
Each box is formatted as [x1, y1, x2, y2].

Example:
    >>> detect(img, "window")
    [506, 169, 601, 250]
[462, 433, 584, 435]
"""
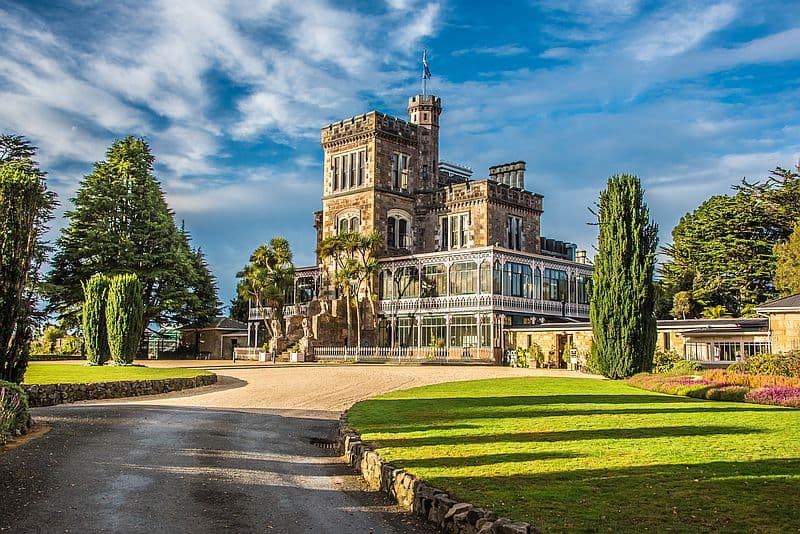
[396, 317, 417, 347]
[421, 264, 447, 297]
[507, 215, 522, 250]
[387, 213, 411, 248]
[450, 262, 478, 295]
[391, 152, 410, 190]
[685, 342, 709, 361]
[439, 213, 470, 250]
[574, 274, 589, 304]
[502, 262, 532, 298]
[394, 267, 419, 299]
[421, 316, 446, 347]
[744, 342, 771, 356]
[480, 313, 492, 347]
[493, 261, 502, 294]
[543, 268, 568, 301]
[451, 315, 478, 347]
[295, 277, 315, 304]
[479, 260, 491, 294]
[533, 267, 541, 299]
[331, 149, 366, 192]
[337, 212, 360, 234]
[379, 270, 393, 299]
[713, 342, 740, 362]
[662, 332, 671, 351]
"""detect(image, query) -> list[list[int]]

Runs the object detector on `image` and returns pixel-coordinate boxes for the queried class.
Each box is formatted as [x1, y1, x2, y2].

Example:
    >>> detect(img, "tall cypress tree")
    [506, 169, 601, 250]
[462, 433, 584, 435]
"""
[47, 137, 220, 328]
[590, 174, 659, 379]
[82, 274, 111, 365]
[0, 136, 55, 383]
[106, 273, 144, 365]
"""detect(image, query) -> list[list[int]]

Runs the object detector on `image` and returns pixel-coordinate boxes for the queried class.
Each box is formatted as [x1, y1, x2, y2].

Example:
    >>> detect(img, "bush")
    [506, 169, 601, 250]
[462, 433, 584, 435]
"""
[744, 386, 800, 408]
[651, 348, 683, 373]
[0, 380, 31, 444]
[82, 274, 111, 365]
[729, 351, 800, 378]
[704, 369, 800, 389]
[106, 273, 144, 365]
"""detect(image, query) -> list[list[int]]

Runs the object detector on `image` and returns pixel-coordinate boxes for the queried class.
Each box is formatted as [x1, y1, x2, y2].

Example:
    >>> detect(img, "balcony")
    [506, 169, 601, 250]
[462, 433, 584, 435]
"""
[376, 294, 589, 318]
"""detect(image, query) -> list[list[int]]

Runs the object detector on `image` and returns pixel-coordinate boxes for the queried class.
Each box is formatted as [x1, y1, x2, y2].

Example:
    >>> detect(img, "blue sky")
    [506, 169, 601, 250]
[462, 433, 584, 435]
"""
[2, 0, 799, 309]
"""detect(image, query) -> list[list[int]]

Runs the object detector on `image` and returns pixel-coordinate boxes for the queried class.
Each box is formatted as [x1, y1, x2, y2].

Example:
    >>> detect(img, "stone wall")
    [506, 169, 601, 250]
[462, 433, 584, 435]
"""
[339, 413, 537, 534]
[23, 374, 217, 408]
[769, 312, 800, 353]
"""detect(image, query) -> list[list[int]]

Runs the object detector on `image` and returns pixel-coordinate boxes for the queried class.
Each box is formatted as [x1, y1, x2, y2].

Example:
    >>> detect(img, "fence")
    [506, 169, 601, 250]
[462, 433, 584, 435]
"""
[312, 346, 495, 363]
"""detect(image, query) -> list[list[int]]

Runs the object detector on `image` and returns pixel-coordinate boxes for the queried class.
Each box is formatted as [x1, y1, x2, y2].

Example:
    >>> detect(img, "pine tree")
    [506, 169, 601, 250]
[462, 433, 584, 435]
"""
[106, 273, 144, 365]
[590, 174, 659, 379]
[0, 136, 55, 383]
[47, 137, 220, 328]
[82, 274, 110, 365]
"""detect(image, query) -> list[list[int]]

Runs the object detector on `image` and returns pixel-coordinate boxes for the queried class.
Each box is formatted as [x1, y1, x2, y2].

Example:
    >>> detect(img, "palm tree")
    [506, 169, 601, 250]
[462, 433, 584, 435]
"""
[236, 238, 295, 343]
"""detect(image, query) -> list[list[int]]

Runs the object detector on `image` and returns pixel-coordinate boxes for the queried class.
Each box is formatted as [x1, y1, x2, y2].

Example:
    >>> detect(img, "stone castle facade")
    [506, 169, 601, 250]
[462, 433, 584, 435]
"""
[247, 92, 594, 362]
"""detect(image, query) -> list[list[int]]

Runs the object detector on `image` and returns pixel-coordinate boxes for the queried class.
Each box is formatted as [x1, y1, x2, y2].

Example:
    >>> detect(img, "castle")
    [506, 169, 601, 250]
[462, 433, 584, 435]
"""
[246, 92, 594, 362]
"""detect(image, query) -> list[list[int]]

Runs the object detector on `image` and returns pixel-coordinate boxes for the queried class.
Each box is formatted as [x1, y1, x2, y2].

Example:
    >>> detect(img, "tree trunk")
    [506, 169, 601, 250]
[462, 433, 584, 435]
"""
[355, 296, 362, 347]
[344, 286, 352, 346]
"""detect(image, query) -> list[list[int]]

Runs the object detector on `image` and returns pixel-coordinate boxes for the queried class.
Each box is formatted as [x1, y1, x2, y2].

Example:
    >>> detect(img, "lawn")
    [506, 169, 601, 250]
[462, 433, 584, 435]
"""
[23, 363, 212, 385]
[347, 377, 800, 532]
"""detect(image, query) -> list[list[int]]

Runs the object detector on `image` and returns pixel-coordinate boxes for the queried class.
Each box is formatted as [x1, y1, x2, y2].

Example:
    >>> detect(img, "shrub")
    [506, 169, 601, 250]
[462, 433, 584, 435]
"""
[704, 369, 800, 389]
[652, 348, 683, 373]
[106, 273, 144, 365]
[82, 274, 111, 365]
[730, 352, 800, 378]
[744, 386, 800, 408]
[0, 380, 31, 444]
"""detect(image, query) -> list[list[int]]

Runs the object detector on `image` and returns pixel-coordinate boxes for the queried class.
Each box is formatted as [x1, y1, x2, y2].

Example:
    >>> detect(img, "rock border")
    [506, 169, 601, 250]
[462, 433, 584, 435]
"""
[23, 374, 217, 407]
[338, 412, 537, 534]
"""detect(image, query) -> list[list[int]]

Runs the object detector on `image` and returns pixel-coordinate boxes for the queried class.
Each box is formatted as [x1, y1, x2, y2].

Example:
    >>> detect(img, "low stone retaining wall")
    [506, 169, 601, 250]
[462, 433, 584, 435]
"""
[23, 374, 217, 407]
[338, 414, 537, 534]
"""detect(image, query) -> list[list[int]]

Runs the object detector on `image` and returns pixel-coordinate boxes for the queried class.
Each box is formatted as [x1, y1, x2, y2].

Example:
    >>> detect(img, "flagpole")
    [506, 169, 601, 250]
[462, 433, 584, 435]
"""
[422, 50, 427, 99]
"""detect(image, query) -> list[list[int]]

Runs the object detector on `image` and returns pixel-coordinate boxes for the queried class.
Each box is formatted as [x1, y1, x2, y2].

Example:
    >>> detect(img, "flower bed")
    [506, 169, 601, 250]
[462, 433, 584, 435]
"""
[628, 371, 800, 407]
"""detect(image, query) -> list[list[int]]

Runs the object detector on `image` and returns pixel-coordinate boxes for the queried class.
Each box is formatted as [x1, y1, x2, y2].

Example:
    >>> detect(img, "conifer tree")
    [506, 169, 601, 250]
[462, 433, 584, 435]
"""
[0, 135, 55, 383]
[47, 137, 220, 328]
[590, 174, 658, 379]
[774, 223, 800, 296]
[106, 273, 144, 365]
[82, 274, 110, 365]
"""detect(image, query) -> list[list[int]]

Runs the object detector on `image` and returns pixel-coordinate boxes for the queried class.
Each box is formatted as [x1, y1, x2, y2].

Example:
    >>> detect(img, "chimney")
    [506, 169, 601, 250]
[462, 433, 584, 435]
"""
[576, 250, 587, 264]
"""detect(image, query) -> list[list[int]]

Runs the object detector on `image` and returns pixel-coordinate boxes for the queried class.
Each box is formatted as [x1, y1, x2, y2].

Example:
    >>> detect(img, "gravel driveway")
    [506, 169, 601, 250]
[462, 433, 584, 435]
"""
[1, 362, 595, 533]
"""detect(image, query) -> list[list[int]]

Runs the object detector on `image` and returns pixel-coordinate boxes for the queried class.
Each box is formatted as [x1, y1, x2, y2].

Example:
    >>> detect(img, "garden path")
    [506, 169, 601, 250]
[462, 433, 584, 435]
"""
[0, 363, 595, 533]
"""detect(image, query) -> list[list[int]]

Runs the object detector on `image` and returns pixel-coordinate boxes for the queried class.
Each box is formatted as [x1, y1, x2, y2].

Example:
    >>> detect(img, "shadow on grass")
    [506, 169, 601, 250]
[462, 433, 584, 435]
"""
[389, 450, 585, 469]
[372, 425, 762, 448]
[420, 457, 800, 532]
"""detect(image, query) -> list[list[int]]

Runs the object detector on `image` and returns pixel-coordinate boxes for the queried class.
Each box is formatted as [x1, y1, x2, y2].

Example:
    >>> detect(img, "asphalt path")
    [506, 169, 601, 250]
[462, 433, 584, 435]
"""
[1, 363, 594, 533]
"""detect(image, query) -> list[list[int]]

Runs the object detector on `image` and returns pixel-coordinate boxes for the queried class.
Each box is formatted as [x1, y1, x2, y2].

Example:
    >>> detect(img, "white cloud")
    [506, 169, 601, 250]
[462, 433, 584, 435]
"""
[453, 45, 529, 57]
[630, 3, 738, 61]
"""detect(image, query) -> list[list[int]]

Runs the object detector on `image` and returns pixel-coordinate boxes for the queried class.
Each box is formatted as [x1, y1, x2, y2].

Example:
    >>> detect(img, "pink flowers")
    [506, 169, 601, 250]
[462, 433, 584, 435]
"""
[744, 386, 800, 408]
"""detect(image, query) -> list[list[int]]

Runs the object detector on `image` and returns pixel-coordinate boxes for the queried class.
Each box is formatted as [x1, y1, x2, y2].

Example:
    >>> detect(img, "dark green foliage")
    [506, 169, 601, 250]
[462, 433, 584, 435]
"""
[0, 135, 55, 383]
[590, 174, 659, 379]
[106, 273, 144, 365]
[0, 379, 31, 444]
[237, 238, 295, 340]
[660, 194, 777, 316]
[774, 223, 800, 296]
[660, 166, 800, 315]
[46, 137, 220, 329]
[82, 274, 110, 365]
[229, 280, 250, 322]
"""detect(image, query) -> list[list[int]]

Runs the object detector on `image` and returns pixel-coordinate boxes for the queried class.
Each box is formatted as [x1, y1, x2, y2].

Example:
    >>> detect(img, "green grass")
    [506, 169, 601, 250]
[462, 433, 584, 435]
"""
[347, 377, 800, 532]
[22, 363, 212, 385]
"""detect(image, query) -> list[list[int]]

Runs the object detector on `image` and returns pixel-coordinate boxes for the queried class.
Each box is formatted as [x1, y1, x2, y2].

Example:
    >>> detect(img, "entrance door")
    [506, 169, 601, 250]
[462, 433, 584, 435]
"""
[556, 334, 567, 369]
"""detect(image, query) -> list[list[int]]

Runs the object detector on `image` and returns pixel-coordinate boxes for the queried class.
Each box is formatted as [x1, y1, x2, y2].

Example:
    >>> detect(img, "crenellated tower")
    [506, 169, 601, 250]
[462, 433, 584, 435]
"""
[407, 95, 441, 189]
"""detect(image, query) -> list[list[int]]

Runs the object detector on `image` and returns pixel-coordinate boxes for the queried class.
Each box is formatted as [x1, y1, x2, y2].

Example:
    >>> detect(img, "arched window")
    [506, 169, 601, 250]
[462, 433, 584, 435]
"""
[493, 261, 502, 294]
[479, 260, 491, 294]
[387, 210, 412, 249]
[336, 210, 361, 235]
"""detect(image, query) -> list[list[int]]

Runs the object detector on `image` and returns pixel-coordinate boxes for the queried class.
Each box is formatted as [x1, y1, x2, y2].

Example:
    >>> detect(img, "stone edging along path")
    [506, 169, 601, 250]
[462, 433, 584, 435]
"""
[23, 374, 217, 407]
[338, 413, 537, 534]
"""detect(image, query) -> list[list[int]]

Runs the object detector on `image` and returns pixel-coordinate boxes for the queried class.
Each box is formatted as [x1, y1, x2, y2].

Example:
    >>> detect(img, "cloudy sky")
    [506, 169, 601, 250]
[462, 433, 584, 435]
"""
[2, 0, 799, 308]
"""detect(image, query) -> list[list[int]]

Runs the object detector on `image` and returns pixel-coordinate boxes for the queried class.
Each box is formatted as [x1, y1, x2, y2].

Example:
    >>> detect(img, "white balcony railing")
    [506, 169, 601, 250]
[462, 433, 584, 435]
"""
[376, 294, 589, 318]
[249, 304, 309, 321]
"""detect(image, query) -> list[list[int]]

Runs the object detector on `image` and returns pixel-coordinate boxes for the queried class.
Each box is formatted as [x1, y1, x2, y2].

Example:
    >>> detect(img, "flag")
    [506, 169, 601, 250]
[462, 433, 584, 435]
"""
[422, 49, 431, 79]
